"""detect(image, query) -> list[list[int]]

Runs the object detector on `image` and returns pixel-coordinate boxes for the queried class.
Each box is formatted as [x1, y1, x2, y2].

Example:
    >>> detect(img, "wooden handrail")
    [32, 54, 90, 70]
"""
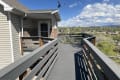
[22, 36, 54, 41]
[64, 33, 120, 80]
[21, 37, 54, 53]
[0, 33, 119, 80]
[0, 39, 59, 80]
[82, 34, 120, 80]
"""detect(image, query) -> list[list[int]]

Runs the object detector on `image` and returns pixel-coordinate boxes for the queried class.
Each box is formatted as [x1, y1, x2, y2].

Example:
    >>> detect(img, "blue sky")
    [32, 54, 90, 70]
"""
[19, 0, 120, 26]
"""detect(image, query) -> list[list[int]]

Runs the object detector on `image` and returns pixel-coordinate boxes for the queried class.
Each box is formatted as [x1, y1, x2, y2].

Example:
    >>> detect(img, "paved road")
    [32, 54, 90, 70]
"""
[47, 44, 81, 80]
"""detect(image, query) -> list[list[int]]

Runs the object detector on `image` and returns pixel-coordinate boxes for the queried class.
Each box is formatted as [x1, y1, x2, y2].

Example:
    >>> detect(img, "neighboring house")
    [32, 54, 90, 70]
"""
[0, 0, 60, 69]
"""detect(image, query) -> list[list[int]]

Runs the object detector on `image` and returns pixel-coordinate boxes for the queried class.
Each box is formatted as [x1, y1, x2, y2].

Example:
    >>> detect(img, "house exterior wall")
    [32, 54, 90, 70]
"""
[23, 18, 38, 37]
[0, 5, 12, 69]
[23, 18, 34, 28]
[38, 20, 51, 37]
[50, 15, 58, 38]
[11, 13, 22, 61]
[23, 17, 58, 38]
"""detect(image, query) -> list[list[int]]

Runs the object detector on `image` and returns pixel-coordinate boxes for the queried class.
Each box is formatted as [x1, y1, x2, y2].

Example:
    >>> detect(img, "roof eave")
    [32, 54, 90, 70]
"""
[51, 10, 61, 21]
[27, 9, 61, 21]
[12, 8, 25, 16]
[5, 8, 25, 16]
[0, 0, 13, 11]
[0, 0, 25, 16]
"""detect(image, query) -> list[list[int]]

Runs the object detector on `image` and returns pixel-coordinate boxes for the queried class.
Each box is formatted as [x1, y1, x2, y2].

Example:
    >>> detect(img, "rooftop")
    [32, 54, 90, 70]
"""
[1, 0, 61, 20]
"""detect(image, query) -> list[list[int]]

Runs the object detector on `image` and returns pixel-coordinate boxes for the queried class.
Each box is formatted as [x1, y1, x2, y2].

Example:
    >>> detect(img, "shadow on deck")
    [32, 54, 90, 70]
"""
[74, 51, 89, 80]
[47, 44, 88, 80]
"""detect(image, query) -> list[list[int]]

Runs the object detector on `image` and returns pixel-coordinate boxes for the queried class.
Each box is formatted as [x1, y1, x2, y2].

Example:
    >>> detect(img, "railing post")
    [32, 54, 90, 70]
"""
[20, 37, 24, 55]
[92, 37, 96, 46]
[19, 70, 28, 80]
[39, 38, 44, 46]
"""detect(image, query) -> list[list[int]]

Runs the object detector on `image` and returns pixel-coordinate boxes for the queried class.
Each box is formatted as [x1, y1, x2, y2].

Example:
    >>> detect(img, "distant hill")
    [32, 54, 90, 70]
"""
[90, 25, 120, 27]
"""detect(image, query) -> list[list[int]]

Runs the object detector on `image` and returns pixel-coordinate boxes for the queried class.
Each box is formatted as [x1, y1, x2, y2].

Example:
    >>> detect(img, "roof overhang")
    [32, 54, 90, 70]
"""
[12, 8, 25, 16]
[0, 1, 61, 20]
[0, 0, 25, 16]
[26, 9, 61, 21]
[0, 0, 13, 11]
[52, 10, 61, 21]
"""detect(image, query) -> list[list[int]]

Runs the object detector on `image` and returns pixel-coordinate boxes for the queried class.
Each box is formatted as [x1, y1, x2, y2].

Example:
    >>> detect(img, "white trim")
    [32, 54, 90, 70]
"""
[0, 0, 13, 11]
[19, 27, 22, 56]
[19, 18, 23, 55]
[51, 10, 59, 14]
[21, 18, 24, 37]
[8, 12, 14, 62]
[38, 21, 50, 37]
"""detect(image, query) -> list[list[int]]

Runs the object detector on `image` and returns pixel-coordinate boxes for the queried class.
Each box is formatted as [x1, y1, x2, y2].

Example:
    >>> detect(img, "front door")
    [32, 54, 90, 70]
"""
[38, 21, 50, 37]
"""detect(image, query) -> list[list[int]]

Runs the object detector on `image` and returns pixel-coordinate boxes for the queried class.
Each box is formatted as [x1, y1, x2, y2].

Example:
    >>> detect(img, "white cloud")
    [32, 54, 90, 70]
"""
[59, 3, 120, 27]
[69, 3, 78, 8]
[103, 0, 110, 2]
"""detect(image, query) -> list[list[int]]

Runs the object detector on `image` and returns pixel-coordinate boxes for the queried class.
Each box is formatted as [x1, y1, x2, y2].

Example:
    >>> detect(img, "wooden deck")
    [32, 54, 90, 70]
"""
[0, 34, 120, 80]
[47, 44, 82, 80]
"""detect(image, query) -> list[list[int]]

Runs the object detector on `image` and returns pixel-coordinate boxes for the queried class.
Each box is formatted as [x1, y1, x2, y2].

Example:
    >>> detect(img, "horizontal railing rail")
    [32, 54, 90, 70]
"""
[81, 34, 120, 80]
[0, 38, 59, 80]
[60, 33, 120, 80]
[21, 36, 54, 52]
[22, 36, 54, 41]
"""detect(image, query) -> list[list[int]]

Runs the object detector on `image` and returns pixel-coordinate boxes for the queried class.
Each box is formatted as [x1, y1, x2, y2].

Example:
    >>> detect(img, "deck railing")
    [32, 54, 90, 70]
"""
[81, 33, 120, 80]
[0, 38, 59, 80]
[59, 33, 120, 80]
[0, 34, 120, 80]
[21, 36, 54, 53]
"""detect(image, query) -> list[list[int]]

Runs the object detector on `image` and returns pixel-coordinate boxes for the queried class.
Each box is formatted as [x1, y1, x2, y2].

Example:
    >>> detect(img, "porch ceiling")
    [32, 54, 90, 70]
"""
[27, 13, 52, 19]
[26, 10, 61, 21]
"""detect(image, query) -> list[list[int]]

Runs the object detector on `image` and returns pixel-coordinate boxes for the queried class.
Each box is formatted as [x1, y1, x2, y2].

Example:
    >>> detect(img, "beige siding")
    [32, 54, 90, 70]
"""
[11, 13, 21, 61]
[0, 6, 12, 69]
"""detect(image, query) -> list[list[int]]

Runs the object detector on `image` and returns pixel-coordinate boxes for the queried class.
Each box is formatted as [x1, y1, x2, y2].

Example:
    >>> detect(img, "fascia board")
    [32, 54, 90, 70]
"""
[0, 0, 13, 11]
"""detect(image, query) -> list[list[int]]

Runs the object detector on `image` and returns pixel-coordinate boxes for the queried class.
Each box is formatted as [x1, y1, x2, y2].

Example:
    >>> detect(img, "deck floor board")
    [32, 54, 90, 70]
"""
[47, 44, 81, 80]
